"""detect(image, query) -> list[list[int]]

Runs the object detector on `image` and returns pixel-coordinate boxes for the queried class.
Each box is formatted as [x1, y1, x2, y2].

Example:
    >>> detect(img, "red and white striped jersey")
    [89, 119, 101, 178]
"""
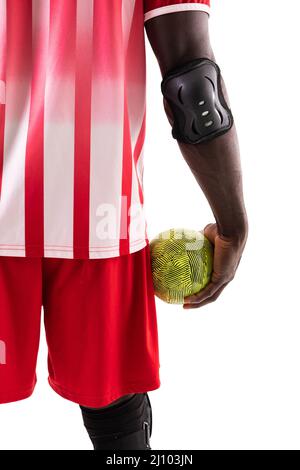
[0, 0, 210, 259]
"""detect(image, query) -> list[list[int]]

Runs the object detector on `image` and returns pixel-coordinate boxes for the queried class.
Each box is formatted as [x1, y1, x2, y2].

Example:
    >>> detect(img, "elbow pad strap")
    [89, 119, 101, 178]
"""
[161, 58, 234, 145]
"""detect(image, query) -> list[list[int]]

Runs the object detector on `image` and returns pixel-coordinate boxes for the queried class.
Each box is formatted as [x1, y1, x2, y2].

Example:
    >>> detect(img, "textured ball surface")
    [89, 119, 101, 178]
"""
[150, 228, 213, 304]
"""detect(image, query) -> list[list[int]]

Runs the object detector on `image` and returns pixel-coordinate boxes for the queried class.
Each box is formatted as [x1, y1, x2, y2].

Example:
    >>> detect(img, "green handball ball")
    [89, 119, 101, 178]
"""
[150, 228, 214, 304]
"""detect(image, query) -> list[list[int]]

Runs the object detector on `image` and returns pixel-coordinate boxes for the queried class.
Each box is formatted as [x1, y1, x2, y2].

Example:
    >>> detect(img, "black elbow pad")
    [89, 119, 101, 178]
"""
[161, 58, 234, 145]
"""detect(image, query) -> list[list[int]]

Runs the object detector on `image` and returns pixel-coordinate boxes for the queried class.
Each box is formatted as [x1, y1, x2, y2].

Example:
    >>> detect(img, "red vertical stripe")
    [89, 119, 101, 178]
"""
[73, 1, 93, 259]
[119, 91, 133, 256]
[133, 113, 146, 205]
[25, 1, 47, 257]
[134, 113, 149, 244]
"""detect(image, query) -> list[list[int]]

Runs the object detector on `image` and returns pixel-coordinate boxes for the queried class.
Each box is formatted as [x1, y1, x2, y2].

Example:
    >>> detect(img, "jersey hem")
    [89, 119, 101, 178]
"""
[89, 239, 148, 259]
[48, 376, 161, 408]
[0, 239, 148, 259]
[144, 3, 210, 22]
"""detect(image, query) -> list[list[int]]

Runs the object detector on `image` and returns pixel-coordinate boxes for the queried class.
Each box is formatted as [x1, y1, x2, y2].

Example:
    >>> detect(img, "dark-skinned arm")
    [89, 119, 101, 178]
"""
[145, 11, 248, 309]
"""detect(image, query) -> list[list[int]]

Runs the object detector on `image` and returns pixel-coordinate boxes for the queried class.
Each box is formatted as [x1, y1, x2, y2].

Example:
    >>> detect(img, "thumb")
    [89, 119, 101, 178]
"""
[203, 223, 218, 245]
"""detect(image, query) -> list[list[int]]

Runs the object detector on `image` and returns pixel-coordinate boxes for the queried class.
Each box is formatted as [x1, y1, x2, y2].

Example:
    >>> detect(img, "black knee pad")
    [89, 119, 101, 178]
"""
[80, 393, 152, 450]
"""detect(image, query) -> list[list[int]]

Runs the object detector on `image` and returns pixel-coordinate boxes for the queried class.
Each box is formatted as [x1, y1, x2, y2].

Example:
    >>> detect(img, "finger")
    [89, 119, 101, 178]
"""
[184, 280, 223, 305]
[183, 282, 229, 309]
[184, 283, 224, 308]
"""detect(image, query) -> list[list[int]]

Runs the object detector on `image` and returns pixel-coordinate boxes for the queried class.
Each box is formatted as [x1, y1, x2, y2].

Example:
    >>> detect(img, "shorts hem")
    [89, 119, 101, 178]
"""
[48, 376, 161, 408]
[0, 382, 36, 405]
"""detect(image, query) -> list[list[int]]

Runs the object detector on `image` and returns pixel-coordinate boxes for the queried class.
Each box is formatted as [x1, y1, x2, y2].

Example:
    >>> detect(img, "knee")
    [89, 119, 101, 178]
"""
[80, 393, 152, 450]
[82, 393, 135, 411]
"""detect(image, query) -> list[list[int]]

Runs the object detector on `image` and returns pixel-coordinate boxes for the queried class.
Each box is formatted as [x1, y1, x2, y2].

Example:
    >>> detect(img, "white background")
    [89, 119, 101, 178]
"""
[1, 0, 300, 450]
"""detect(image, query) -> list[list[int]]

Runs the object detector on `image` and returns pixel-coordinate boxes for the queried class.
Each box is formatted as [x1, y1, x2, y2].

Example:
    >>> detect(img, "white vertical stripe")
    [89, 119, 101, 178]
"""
[123, 2, 146, 152]
[0, 83, 30, 255]
[0, 0, 6, 27]
[122, 0, 136, 54]
[43, 1, 74, 255]
[77, 0, 94, 34]
[123, 0, 147, 251]
[136, 145, 144, 188]
[0, 0, 6, 51]
[127, 82, 146, 153]
[0, 80, 5, 104]
[89, 80, 124, 257]
[43, 119, 75, 255]
[0, 0, 6, 104]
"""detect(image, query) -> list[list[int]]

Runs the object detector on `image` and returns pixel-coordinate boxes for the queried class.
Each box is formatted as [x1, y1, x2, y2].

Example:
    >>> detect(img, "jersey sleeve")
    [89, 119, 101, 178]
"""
[144, 0, 210, 23]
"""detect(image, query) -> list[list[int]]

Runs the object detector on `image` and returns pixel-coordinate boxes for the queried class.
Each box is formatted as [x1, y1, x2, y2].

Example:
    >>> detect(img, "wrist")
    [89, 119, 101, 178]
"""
[218, 217, 249, 246]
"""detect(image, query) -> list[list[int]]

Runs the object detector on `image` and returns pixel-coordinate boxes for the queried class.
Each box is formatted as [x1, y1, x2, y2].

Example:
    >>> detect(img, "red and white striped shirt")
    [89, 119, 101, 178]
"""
[0, 0, 210, 259]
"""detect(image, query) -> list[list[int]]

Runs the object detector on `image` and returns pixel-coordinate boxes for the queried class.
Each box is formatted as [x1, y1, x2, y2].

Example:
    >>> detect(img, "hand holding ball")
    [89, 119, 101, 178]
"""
[150, 228, 213, 304]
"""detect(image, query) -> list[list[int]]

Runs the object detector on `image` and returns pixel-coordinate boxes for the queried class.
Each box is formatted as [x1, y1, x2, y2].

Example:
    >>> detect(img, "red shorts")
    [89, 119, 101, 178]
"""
[0, 246, 160, 408]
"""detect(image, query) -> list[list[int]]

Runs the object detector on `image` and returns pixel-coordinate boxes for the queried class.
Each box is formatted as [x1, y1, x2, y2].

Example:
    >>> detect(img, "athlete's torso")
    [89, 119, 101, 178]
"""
[0, 0, 210, 259]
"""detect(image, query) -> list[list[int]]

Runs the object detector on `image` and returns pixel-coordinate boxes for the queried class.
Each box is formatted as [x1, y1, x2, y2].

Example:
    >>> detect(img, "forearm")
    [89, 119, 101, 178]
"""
[178, 129, 247, 241]
[145, 12, 248, 242]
